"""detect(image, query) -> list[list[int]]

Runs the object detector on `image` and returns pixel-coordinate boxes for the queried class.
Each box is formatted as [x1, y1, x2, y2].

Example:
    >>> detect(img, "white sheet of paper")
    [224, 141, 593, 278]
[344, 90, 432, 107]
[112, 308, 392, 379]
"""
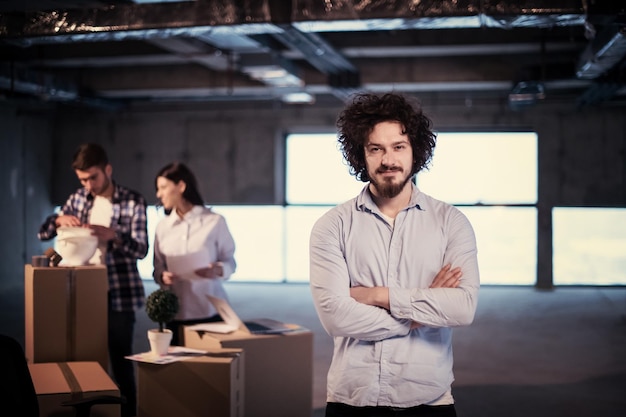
[166, 250, 208, 280]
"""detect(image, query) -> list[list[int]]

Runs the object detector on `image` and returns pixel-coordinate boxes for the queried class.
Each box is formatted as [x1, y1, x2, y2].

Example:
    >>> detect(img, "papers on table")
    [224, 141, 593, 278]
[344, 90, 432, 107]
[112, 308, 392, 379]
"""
[125, 346, 208, 365]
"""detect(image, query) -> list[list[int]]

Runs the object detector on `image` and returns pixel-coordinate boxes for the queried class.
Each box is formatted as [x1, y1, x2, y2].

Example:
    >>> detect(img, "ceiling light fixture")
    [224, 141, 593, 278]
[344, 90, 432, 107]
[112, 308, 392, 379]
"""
[281, 92, 315, 104]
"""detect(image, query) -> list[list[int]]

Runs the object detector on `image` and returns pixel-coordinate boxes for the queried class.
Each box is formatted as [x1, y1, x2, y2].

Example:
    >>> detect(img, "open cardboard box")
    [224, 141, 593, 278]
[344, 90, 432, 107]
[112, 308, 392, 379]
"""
[137, 348, 244, 417]
[184, 326, 313, 417]
[28, 361, 120, 417]
[24, 264, 109, 370]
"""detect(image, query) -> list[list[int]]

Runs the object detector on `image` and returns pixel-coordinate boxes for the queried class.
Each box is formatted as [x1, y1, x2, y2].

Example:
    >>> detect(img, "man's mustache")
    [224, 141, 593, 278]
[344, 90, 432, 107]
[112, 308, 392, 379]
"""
[377, 165, 401, 173]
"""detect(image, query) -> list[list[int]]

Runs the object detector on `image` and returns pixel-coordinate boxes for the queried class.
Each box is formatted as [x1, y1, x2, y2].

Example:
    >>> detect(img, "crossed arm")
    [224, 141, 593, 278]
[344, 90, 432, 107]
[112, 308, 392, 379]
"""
[349, 264, 463, 329]
[349, 263, 462, 309]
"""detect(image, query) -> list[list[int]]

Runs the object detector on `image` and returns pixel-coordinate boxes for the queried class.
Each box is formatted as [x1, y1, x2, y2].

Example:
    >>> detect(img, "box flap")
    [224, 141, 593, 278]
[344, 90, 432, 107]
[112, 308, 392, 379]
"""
[28, 363, 70, 395]
[67, 362, 118, 393]
[28, 362, 119, 396]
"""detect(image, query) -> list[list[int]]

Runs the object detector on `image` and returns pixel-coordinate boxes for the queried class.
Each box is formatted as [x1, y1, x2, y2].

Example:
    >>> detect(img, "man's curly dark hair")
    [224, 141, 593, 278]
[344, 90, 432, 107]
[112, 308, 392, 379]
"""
[337, 92, 436, 182]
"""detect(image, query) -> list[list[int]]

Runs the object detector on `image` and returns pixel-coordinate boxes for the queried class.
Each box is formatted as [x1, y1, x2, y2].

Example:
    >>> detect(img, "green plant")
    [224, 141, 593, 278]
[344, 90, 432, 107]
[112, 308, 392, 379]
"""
[145, 289, 179, 332]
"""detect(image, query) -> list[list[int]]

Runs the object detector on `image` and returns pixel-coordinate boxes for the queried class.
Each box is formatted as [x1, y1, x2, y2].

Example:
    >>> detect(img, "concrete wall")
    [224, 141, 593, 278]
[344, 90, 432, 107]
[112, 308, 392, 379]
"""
[0, 98, 624, 341]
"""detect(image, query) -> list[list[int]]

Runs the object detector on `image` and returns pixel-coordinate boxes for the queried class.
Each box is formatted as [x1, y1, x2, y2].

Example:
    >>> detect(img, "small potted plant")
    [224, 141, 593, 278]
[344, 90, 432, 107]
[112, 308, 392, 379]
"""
[145, 289, 179, 356]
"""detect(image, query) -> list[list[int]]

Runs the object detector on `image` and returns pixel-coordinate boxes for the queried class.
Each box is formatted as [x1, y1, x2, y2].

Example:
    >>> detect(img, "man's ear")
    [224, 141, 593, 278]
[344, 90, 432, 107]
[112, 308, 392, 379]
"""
[105, 163, 113, 177]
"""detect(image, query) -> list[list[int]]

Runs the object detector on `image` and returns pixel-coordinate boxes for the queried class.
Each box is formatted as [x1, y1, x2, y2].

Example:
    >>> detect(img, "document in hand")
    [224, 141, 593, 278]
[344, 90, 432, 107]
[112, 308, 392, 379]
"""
[186, 295, 296, 335]
[166, 250, 209, 280]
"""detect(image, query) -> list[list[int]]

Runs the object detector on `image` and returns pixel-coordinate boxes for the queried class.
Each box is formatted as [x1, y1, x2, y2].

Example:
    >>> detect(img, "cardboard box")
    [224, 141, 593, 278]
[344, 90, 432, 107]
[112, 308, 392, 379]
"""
[28, 361, 121, 417]
[137, 348, 244, 417]
[184, 327, 313, 417]
[25, 264, 109, 370]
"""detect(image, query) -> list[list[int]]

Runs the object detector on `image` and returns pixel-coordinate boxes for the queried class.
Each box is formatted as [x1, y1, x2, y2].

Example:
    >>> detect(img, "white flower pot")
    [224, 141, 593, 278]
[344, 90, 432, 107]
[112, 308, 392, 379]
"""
[147, 329, 173, 357]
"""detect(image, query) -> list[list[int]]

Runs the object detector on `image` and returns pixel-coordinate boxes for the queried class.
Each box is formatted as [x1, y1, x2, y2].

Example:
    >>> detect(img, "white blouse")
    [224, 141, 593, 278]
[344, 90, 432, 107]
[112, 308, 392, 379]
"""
[153, 205, 236, 320]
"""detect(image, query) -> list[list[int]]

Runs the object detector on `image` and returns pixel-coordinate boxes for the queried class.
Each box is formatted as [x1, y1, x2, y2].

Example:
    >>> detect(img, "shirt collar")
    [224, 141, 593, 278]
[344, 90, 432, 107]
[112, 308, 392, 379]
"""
[164, 204, 205, 225]
[356, 182, 423, 213]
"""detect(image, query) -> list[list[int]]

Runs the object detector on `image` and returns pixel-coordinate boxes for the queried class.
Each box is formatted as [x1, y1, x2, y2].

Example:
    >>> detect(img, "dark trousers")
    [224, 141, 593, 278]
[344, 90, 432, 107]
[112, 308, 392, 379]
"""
[108, 309, 136, 417]
[166, 314, 222, 346]
[326, 402, 457, 417]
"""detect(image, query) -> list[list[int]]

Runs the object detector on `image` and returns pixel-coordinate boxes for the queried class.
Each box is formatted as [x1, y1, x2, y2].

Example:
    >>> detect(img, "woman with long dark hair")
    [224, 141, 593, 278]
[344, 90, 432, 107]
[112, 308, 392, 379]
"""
[152, 162, 237, 345]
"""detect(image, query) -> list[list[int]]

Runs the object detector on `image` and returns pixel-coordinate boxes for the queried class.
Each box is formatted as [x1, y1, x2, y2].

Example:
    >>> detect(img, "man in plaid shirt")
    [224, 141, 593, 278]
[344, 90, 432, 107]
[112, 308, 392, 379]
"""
[38, 143, 148, 417]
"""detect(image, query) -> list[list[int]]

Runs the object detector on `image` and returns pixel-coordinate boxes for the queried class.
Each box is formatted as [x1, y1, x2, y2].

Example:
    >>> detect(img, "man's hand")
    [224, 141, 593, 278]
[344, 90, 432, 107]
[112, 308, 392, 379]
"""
[412, 264, 463, 329]
[350, 286, 389, 309]
[88, 224, 117, 243]
[430, 264, 462, 289]
[55, 215, 82, 227]
[194, 262, 224, 279]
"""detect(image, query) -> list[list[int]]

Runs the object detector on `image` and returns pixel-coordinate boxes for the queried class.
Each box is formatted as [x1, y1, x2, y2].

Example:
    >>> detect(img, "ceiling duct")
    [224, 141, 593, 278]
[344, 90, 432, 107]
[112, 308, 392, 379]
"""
[0, 62, 122, 109]
[0, 0, 607, 108]
[0, 0, 280, 45]
[576, 25, 626, 79]
[291, 0, 585, 31]
[0, 0, 587, 43]
[264, 25, 361, 102]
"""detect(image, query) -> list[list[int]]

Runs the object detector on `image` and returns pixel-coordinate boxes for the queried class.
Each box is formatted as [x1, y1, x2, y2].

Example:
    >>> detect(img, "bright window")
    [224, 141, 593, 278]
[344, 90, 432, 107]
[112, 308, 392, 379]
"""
[137, 206, 165, 280]
[286, 133, 364, 204]
[416, 132, 537, 204]
[460, 206, 536, 285]
[553, 207, 626, 285]
[212, 206, 285, 282]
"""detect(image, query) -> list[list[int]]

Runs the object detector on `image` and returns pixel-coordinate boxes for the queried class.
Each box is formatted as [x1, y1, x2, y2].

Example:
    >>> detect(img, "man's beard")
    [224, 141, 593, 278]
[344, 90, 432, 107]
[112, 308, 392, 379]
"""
[92, 176, 111, 196]
[370, 168, 412, 198]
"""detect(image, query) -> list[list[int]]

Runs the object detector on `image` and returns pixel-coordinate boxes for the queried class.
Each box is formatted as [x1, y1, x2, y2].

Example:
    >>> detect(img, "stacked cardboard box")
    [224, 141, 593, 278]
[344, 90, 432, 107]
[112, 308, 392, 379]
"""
[184, 327, 313, 417]
[24, 264, 109, 370]
[29, 361, 120, 417]
[137, 348, 244, 417]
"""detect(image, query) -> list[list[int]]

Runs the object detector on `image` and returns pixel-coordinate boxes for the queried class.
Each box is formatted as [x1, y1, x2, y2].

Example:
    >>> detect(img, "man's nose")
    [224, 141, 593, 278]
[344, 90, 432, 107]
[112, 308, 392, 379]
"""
[381, 151, 393, 165]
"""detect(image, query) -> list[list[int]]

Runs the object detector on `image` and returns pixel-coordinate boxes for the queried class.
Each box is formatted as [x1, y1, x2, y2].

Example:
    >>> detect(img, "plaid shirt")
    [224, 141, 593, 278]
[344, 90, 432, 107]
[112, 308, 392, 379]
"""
[38, 182, 149, 312]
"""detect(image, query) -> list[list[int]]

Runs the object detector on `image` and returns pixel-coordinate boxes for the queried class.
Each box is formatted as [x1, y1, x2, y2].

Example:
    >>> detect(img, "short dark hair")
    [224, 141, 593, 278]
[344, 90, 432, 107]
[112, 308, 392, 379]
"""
[336, 92, 436, 182]
[71, 143, 109, 171]
[155, 162, 204, 206]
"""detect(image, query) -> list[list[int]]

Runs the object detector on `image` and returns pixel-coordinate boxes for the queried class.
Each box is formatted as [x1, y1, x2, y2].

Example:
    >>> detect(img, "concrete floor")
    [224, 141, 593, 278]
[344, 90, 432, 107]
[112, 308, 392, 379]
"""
[2, 281, 625, 417]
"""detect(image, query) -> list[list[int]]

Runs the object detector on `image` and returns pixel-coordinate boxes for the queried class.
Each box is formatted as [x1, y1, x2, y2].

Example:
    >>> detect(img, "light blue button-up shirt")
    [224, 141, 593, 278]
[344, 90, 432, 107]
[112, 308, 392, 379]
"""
[310, 184, 479, 407]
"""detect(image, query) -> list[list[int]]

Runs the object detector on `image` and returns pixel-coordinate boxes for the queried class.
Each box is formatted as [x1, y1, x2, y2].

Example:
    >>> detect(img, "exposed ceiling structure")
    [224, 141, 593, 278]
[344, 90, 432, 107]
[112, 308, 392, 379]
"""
[0, 0, 625, 111]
